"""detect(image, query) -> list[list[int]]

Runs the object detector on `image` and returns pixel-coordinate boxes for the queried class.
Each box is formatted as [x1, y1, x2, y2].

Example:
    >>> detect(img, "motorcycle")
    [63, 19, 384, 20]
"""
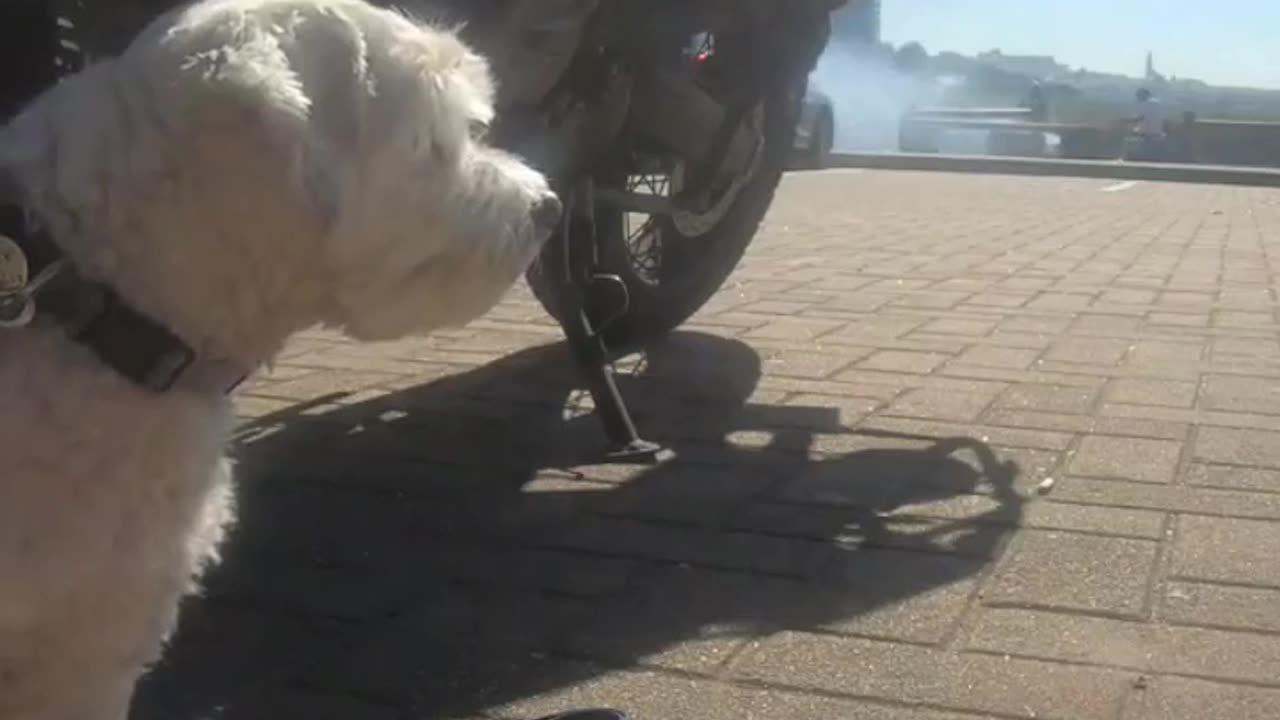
[2, 0, 844, 460]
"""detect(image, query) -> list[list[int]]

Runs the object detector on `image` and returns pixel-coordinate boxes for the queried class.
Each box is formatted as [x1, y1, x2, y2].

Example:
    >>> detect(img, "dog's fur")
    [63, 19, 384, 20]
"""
[0, 1, 558, 717]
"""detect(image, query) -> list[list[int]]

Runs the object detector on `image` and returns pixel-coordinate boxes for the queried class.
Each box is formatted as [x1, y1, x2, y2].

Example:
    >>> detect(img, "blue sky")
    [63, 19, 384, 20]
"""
[880, 0, 1277, 89]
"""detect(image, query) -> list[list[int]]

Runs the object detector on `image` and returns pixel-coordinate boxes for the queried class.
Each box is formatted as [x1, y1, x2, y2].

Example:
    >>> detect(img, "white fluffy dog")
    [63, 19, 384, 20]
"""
[0, 1, 560, 718]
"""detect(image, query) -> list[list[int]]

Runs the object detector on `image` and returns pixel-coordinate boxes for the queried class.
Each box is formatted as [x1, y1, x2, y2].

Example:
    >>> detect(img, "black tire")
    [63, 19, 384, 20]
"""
[527, 78, 807, 353]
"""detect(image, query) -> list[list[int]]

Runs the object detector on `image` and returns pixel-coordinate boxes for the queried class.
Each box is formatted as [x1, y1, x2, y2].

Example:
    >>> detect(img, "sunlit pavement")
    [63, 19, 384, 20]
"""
[131, 169, 1280, 720]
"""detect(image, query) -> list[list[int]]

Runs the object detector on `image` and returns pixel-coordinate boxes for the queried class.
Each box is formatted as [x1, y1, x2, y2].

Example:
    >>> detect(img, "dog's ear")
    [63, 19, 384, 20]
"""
[390, 29, 497, 168]
[442, 49, 497, 130]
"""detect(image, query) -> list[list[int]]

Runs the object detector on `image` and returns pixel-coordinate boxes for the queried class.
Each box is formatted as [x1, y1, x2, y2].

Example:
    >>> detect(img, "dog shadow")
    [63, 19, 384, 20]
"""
[129, 331, 1026, 720]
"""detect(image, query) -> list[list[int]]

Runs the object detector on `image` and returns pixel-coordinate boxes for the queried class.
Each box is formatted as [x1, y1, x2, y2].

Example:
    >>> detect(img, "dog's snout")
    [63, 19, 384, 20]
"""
[531, 194, 563, 233]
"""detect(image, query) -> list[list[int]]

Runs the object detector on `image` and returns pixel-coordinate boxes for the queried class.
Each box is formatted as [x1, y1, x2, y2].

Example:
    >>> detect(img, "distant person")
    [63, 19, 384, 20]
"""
[1023, 82, 1048, 122]
[1123, 87, 1171, 161]
[1177, 110, 1199, 163]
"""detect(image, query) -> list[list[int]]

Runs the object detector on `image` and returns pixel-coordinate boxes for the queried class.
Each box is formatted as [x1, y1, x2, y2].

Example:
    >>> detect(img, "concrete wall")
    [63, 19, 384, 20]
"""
[1187, 120, 1280, 167]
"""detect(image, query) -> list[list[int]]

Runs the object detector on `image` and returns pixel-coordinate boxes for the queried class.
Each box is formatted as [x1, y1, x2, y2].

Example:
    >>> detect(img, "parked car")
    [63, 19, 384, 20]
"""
[792, 84, 835, 169]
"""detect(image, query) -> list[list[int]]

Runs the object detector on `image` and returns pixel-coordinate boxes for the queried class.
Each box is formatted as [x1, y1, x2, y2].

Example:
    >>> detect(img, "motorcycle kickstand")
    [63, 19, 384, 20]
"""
[560, 293, 662, 463]
[555, 180, 663, 464]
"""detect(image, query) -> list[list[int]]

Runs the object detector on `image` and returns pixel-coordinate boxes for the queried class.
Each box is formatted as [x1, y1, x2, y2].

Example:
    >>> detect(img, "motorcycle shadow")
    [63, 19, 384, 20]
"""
[130, 331, 1026, 720]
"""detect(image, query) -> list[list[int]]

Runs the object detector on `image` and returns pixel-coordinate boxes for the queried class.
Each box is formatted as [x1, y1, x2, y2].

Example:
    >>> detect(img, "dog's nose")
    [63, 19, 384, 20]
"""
[531, 193, 563, 233]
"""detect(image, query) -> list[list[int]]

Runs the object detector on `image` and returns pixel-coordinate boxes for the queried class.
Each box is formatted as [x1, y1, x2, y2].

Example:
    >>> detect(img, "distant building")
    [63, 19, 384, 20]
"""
[832, 0, 881, 45]
[1144, 51, 1168, 85]
[976, 50, 1065, 81]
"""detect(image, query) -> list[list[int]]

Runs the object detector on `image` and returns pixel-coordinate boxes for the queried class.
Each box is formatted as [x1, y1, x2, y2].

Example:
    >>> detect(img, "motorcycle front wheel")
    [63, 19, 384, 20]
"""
[526, 76, 806, 353]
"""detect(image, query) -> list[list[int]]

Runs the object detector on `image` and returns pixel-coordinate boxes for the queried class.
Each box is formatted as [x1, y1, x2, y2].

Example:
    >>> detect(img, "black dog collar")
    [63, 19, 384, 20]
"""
[0, 200, 245, 395]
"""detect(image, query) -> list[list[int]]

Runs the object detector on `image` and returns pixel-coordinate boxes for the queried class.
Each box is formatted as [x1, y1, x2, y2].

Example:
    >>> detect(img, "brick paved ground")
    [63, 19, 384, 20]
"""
[130, 170, 1280, 720]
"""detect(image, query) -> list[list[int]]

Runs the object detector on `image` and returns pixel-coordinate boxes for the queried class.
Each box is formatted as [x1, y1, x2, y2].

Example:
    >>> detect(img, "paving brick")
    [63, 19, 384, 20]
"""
[1103, 402, 1280, 434]
[727, 499, 1006, 557]
[1171, 515, 1280, 588]
[965, 607, 1154, 668]
[985, 530, 1158, 617]
[1162, 580, 1280, 633]
[1028, 292, 1095, 311]
[1067, 435, 1184, 484]
[773, 434, 945, 508]
[759, 375, 905, 401]
[1039, 361, 1199, 382]
[735, 299, 813, 315]
[930, 443, 1058, 493]
[817, 548, 987, 643]
[1147, 311, 1210, 327]
[554, 567, 784, 672]
[1158, 290, 1215, 308]
[916, 317, 998, 336]
[995, 383, 1099, 414]
[967, 292, 1031, 308]
[891, 290, 971, 309]
[937, 362, 1085, 386]
[883, 388, 997, 422]
[986, 408, 1190, 440]
[828, 315, 928, 340]
[1134, 339, 1207, 364]
[253, 371, 404, 400]
[248, 364, 320, 383]
[1185, 462, 1280, 492]
[280, 346, 453, 377]
[1194, 426, 1280, 468]
[997, 277, 1057, 293]
[997, 315, 1071, 334]
[820, 292, 899, 313]
[234, 393, 304, 419]
[1125, 676, 1280, 720]
[1213, 336, 1280, 358]
[982, 331, 1055, 351]
[950, 345, 1042, 369]
[782, 393, 884, 427]
[1071, 313, 1144, 335]
[485, 662, 993, 720]
[1214, 310, 1275, 328]
[854, 334, 970, 355]
[761, 350, 860, 379]
[1052, 477, 1280, 520]
[732, 631, 1131, 719]
[1020, 502, 1166, 539]
[746, 317, 846, 341]
[1102, 288, 1158, 305]
[855, 415, 1075, 452]
[1044, 338, 1131, 364]
[967, 606, 1280, 685]
[856, 350, 949, 374]
[1201, 374, 1280, 414]
[547, 516, 832, 578]
[1107, 378, 1199, 408]
[424, 544, 642, 598]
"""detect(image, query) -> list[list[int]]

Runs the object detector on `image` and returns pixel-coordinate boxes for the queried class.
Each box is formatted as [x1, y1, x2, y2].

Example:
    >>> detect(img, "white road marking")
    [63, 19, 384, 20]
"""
[1101, 180, 1139, 192]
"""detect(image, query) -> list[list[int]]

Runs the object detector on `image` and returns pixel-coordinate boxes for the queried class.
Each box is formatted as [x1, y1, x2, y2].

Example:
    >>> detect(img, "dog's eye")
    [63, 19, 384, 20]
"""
[469, 119, 490, 142]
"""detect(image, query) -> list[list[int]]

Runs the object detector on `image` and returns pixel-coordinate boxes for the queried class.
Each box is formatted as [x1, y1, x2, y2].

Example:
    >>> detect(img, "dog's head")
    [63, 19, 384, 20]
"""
[316, 17, 562, 342]
[0, 3, 563, 361]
